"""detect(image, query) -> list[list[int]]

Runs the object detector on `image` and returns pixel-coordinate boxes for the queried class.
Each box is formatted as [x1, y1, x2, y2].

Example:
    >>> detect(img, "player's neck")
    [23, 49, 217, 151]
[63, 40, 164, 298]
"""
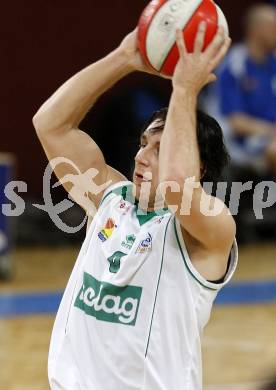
[135, 197, 167, 213]
[148, 197, 167, 213]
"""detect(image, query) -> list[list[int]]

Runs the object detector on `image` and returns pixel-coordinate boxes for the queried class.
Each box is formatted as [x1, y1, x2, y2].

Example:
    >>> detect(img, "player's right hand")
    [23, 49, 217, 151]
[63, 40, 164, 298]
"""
[172, 22, 231, 95]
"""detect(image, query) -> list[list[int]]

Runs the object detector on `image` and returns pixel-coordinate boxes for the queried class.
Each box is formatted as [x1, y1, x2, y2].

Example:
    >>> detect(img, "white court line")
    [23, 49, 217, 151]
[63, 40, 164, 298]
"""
[206, 380, 269, 390]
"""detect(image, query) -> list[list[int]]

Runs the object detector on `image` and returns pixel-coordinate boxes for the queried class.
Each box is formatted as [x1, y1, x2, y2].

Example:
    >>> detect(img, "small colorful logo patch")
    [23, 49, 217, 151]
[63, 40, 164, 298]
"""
[98, 218, 117, 242]
[121, 234, 136, 250]
[135, 233, 152, 254]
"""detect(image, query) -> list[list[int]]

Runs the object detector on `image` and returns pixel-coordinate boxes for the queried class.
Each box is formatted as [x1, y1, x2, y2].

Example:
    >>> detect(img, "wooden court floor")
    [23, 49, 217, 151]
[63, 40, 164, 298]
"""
[0, 243, 276, 390]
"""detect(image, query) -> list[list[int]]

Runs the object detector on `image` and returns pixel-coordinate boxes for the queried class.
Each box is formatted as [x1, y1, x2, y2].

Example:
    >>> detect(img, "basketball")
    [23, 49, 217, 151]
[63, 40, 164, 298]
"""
[138, 0, 229, 76]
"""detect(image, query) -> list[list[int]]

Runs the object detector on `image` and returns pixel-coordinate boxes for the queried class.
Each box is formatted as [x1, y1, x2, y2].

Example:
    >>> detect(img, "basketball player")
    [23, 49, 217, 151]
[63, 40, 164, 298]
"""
[33, 23, 237, 389]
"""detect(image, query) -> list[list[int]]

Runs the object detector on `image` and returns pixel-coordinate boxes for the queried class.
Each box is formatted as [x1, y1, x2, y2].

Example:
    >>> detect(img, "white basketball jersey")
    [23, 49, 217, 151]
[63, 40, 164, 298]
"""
[48, 181, 238, 390]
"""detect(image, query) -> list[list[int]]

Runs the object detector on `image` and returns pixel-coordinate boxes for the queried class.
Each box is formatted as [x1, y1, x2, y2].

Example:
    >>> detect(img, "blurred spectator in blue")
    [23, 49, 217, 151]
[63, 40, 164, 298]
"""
[217, 4, 276, 177]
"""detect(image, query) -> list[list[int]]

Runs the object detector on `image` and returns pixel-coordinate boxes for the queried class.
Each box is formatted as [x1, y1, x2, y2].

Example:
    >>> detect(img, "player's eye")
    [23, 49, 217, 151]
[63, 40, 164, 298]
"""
[139, 143, 147, 149]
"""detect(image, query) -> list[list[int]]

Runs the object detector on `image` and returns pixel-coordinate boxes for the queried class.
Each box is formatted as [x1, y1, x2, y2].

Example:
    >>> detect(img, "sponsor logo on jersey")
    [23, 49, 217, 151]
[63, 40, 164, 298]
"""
[135, 233, 152, 254]
[119, 201, 126, 209]
[121, 234, 136, 250]
[118, 200, 131, 215]
[155, 216, 165, 225]
[108, 251, 127, 273]
[74, 272, 142, 326]
[98, 218, 117, 242]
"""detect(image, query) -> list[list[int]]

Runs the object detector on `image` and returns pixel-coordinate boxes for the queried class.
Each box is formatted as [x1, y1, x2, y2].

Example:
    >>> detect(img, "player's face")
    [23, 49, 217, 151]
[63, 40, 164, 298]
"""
[254, 11, 276, 51]
[133, 120, 163, 208]
[260, 17, 276, 50]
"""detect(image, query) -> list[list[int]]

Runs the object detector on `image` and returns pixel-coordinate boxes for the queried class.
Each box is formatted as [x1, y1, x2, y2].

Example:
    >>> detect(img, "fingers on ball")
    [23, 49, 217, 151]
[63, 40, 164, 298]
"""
[176, 29, 187, 56]
[194, 21, 207, 52]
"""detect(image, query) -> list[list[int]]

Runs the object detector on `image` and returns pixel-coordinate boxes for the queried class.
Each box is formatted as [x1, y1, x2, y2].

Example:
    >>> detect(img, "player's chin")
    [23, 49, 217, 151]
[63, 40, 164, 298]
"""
[132, 178, 141, 196]
[133, 175, 139, 187]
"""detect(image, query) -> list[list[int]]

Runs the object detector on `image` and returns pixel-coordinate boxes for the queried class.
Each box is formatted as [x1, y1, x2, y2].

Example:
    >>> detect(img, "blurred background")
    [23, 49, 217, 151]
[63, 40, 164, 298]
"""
[0, 0, 276, 389]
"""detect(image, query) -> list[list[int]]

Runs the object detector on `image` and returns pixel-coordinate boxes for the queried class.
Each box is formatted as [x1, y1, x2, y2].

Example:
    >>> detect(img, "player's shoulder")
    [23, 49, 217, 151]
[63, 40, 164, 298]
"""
[210, 194, 236, 236]
[86, 181, 134, 233]
[99, 180, 134, 208]
[197, 192, 236, 250]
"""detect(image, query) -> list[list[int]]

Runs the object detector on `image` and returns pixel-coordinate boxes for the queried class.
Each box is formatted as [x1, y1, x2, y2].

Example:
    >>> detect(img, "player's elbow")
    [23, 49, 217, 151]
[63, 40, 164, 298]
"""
[32, 107, 50, 135]
[32, 109, 66, 137]
[32, 111, 43, 134]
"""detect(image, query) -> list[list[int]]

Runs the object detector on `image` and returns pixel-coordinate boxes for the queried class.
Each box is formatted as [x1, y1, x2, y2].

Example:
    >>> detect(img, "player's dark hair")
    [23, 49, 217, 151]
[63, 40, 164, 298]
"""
[140, 107, 229, 183]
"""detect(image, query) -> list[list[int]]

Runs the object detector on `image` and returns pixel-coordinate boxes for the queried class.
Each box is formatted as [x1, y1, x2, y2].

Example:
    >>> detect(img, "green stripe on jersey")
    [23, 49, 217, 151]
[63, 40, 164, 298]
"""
[100, 183, 169, 226]
[145, 216, 172, 356]
[100, 184, 134, 207]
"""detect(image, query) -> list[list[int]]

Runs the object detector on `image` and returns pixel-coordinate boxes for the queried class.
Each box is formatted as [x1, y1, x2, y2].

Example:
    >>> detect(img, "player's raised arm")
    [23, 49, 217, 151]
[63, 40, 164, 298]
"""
[32, 29, 151, 214]
[159, 24, 235, 253]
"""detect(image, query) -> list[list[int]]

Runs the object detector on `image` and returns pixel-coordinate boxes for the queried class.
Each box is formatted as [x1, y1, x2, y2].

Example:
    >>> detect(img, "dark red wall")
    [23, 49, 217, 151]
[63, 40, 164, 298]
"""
[2, 0, 264, 197]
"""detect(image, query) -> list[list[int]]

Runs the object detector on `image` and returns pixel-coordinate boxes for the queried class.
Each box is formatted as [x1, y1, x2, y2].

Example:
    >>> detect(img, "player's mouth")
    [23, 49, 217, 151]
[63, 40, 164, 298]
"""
[134, 172, 152, 184]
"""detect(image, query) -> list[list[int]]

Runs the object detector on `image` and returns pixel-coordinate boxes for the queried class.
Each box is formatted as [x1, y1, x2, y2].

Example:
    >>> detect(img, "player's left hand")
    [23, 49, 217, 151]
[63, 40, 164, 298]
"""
[119, 28, 168, 78]
[173, 22, 231, 94]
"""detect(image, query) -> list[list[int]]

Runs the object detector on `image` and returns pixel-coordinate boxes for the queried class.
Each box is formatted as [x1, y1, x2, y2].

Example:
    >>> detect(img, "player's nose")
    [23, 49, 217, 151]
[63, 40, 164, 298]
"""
[135, 149, 150, 167]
